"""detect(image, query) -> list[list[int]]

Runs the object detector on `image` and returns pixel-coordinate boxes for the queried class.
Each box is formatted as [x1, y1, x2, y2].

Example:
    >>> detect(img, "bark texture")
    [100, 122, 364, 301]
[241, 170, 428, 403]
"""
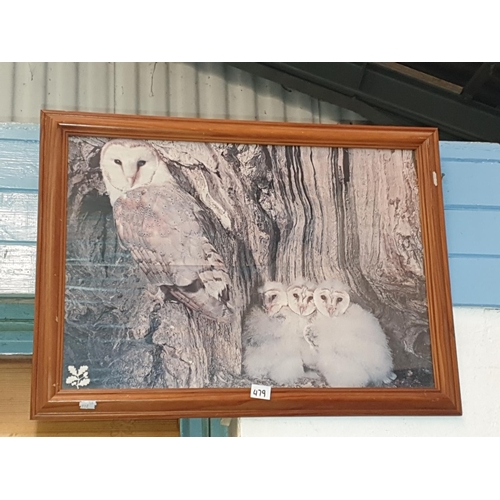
[63, 138, 432, 389]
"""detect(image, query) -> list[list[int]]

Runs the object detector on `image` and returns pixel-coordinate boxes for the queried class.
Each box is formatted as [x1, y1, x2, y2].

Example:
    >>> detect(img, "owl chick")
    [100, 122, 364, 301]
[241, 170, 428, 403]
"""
[307, 280, 394, 387]
[99, 139, 233, 323]
[313, 279, 350, 318]
[285, 279, 321, 370]
[242, 281, 307, 385]
[261, 281, 289, 318]
[287, 280, 317, 317]
[242, 281, 289, 347]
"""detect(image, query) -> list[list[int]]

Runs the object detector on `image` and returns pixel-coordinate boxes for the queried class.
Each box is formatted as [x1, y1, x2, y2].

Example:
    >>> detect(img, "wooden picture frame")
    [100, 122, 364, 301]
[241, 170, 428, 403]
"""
[31, 110, 461, 419]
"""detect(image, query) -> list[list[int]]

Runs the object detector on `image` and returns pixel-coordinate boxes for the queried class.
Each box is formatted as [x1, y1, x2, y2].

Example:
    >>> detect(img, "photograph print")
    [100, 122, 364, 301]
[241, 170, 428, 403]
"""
[63, 135, 433, 391]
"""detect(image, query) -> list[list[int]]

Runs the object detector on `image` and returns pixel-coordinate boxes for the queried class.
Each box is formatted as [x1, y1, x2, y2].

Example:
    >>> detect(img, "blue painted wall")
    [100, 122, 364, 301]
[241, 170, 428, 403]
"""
[439, 142, 500, 306]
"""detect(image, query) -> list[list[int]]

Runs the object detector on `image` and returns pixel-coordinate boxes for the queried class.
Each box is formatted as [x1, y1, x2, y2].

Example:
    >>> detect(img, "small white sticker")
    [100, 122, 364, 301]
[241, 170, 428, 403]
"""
[432, 171, 438, 186]
[79, 400, 97, 410]
[250, 384, 272, 400]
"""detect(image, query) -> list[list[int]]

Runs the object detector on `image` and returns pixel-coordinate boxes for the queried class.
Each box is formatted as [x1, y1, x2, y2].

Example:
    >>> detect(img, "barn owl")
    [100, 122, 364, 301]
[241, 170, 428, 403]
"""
[286, 280, 317, 317]
[242, 281, 307, 385]
[260, 281, 289, 318]
[313, 279, 350, 318]
[99, 139, 233, 322]
[284, 279, 320, 370]
[306, 280, 395, 387]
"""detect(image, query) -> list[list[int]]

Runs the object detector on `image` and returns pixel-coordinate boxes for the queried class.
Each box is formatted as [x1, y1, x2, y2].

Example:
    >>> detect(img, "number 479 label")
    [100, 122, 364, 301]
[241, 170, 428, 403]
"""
[250, 384, 272, 400]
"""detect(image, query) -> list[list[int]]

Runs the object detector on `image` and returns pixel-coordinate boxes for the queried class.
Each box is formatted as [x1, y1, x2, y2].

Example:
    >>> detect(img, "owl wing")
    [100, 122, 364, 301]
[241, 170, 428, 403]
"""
[113, 185, 233, 322]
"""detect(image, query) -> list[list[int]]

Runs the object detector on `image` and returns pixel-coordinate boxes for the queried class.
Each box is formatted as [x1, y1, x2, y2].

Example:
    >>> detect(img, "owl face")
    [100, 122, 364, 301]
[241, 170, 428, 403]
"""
[100, 140, 162, 195]
[259, 282, 288, 316]
[314, 282, 350, 317]
[287, 284, 316, 316]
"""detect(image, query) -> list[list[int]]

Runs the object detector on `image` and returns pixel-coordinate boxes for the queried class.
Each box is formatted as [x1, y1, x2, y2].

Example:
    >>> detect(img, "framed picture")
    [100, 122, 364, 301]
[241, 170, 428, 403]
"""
[31, 111, 461, 419]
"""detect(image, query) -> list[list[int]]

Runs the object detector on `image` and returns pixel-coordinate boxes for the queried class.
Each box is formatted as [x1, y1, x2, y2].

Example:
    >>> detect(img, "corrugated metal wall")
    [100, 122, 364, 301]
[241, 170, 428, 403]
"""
[0, 62, 368, 124]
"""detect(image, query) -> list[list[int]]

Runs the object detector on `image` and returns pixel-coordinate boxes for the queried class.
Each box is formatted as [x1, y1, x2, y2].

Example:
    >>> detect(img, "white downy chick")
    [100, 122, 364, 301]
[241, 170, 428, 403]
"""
[308, 280, 395, 387]
[286, 279, 317, 318]
[286, 279, 321, 372]
[313, 279, 351, 318]
[242, 281, 309, 385]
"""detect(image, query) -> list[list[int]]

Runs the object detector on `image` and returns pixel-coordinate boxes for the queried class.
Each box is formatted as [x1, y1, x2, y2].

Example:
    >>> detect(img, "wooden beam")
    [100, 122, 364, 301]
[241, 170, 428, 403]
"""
[377, 63, 463, 94]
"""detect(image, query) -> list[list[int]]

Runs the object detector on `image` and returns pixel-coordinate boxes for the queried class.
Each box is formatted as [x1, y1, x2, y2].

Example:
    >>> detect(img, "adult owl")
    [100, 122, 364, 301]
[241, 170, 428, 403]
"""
[100, 138, 233, 322]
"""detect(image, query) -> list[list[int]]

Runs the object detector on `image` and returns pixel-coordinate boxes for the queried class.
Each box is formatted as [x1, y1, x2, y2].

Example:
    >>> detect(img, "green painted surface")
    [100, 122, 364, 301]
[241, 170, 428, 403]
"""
[179, 418, 210, 437]
[210, 418, 230, 437]
[0, 297, 34, 354]
[179, 418, 229, 437]
[0, 301, 35, 321]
